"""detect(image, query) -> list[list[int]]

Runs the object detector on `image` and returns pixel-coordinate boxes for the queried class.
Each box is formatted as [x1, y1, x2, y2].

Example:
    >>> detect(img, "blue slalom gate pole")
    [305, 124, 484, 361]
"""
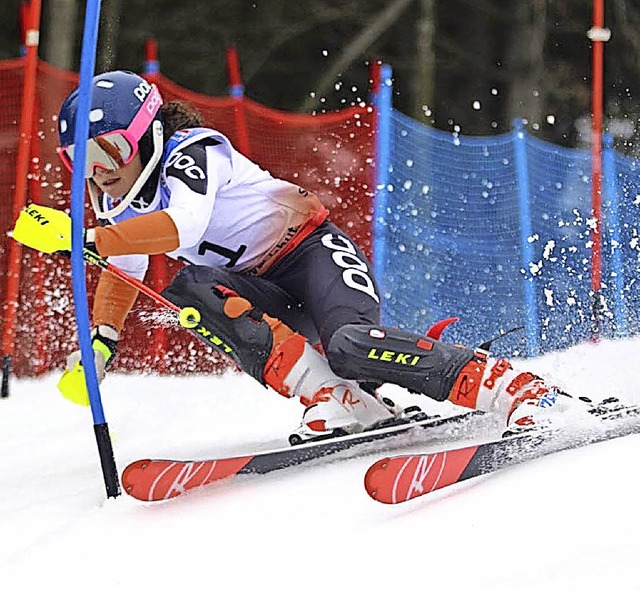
[373, 64, 393, 315]
[70, 0, 120, 498]
[602, 134, 627, 338]
[513, 119, 540, 357]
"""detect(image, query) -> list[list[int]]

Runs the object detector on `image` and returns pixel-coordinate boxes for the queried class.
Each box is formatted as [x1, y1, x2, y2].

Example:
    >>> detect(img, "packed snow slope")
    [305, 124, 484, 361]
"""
[2, 337, 640, 590]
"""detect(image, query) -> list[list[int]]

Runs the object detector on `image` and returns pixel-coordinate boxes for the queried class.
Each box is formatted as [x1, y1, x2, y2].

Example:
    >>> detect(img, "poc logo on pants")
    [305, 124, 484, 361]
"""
[321, 233, 380, 303]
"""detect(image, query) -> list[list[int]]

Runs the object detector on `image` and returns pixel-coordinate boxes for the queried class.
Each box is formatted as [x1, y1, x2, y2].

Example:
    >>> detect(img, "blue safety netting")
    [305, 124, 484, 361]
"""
[525, 135, 594, 352]
[376, 109, 640, 357]
[611, 153, 640, 334]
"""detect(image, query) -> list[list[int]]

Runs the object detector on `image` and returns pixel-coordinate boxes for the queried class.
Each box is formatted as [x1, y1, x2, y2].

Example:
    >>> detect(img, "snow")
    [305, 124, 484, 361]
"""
[2, 337, 640, 589]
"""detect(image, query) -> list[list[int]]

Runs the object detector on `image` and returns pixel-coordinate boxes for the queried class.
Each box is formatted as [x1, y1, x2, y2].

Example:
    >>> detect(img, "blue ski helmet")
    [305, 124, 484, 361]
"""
[57, 70, 164, 222]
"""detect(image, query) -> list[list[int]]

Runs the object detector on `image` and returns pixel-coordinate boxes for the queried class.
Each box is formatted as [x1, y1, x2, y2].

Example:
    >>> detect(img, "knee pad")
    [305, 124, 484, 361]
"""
[162, 266, 274, 384]
[326, 324, 475, 401]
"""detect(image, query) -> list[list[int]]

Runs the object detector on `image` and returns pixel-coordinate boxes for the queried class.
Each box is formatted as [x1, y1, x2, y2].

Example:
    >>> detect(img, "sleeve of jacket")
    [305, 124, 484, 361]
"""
[92, 254, 149, 331]
[93, 210, 180, 257]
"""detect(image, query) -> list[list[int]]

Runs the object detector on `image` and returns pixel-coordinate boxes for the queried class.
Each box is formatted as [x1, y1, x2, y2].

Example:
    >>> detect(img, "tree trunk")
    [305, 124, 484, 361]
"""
[506, 0, 547, 125]
[412, 0, 436, 120]
[97, 0, 123, 72]
[43, 0, 78, 70]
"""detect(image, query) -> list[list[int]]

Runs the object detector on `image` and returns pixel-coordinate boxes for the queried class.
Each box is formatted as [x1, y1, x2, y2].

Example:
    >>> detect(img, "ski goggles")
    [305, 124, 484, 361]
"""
[57, 84, 163, 178]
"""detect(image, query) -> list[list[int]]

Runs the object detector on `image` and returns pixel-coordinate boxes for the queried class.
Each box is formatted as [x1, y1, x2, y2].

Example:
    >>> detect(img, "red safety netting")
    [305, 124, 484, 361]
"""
[0, 60, 23, 340]
[0, 62, 377, 377]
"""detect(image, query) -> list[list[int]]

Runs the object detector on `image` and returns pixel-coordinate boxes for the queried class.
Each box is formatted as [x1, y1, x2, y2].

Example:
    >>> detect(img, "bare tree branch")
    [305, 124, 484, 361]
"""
[242, 5, 357, 84]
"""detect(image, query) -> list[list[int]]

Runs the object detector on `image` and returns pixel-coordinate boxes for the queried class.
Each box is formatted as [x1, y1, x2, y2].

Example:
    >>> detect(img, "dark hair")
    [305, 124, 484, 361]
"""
[130, 101, 204, 205]
[161, 101, 205, 141]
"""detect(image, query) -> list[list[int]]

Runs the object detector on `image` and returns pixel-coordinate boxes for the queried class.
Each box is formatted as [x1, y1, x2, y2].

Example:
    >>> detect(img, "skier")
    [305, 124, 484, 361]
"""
[46, 70, 580, 441]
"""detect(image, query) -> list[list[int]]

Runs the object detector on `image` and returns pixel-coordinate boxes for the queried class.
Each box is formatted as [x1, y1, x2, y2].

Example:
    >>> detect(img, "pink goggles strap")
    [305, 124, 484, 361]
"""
[127, 84, 163, 142]
[57, 83, 163, 173]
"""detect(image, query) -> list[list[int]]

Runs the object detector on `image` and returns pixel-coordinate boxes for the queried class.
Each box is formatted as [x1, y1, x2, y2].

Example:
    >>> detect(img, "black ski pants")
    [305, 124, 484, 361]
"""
[169, 221, 381, 356]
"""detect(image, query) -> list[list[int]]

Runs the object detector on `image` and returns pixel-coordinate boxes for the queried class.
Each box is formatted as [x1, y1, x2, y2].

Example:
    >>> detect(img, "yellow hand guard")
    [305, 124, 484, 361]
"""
[11, 203, 72, 254]
[57, 363, 92, 406]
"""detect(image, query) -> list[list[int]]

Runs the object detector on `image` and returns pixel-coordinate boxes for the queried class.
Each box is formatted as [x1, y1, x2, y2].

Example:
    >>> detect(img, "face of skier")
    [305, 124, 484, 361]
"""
[91, 153, 143, 199]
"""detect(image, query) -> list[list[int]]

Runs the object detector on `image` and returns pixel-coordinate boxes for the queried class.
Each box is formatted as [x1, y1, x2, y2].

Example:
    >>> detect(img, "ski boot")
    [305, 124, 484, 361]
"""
[482, 365, 594, 437]
[289, 385, 427, 445]
[288, 382, 403, 445]
[441, 351, 593, 436]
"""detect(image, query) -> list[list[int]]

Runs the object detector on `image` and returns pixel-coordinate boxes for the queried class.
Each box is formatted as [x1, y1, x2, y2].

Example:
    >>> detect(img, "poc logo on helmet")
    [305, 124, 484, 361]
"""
[133, 80, 152, 102]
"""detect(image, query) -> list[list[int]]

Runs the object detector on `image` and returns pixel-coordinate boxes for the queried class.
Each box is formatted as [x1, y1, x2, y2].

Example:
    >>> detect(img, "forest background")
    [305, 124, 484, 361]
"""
[0, 0, 638, 153]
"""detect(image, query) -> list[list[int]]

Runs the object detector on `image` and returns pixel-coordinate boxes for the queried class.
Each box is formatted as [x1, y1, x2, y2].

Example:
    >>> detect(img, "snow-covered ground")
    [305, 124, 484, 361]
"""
[2, 337, 640, 589]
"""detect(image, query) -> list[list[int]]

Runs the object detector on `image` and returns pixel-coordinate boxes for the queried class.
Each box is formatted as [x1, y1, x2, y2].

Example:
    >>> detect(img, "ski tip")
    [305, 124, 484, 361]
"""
[121, 459, 157, 501]
[124, 459, 153, 471]
[364, 457, 396, 504]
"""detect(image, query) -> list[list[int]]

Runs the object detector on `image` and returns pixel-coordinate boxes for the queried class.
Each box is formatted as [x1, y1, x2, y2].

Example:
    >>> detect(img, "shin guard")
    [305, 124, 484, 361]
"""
[162, 267, 280, 384]
[326, 323, 562, 424]
[326, 324, 475, 401]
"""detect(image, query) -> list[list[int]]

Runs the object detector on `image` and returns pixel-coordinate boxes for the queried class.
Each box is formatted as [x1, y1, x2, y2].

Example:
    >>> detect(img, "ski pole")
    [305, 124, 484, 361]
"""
[81, 247, 181, 315]
[79, 247, 232, 355]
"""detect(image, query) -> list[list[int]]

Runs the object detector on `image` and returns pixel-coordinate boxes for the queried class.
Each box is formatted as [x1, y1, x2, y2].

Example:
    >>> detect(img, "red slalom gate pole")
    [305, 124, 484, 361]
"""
[1, 0, 41, 397]
[587, 0, 610, 342]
